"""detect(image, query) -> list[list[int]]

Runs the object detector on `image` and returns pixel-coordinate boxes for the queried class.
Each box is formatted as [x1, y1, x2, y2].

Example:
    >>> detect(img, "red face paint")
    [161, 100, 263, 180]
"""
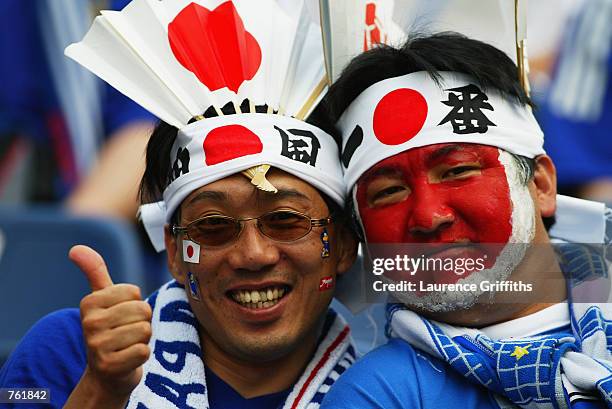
[357, 143, 513, 285]
[319, 276, 334, 291]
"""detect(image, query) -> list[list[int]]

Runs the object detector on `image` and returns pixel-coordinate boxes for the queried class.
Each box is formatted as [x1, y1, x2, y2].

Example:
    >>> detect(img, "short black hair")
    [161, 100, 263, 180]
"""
[310, 32, 533, 145]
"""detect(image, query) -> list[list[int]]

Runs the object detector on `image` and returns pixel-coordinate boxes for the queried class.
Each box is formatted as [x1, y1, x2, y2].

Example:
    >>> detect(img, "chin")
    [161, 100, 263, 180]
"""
[228, 333, 299, 363]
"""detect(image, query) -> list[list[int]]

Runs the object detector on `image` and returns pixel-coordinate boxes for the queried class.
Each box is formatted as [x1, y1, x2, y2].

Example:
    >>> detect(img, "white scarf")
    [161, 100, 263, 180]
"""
[126, 281, 356, 409]
[387, 238, 612, 409]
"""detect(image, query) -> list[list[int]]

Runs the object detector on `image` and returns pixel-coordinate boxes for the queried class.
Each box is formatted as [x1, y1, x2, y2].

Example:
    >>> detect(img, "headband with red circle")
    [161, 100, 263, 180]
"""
[338, 71, 545, 193]
[140, 113, 344, 251]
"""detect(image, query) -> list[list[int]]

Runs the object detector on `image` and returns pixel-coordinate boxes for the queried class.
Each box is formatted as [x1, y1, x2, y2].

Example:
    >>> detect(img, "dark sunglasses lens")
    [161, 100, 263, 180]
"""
[189, 217, 238, 246]
[260, 211, 311, 241]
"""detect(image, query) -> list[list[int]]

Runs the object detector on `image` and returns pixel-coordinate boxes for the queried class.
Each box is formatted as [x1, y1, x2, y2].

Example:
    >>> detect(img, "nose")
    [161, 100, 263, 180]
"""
[406, 183, 455, 236]
[226, 220, 281, 272]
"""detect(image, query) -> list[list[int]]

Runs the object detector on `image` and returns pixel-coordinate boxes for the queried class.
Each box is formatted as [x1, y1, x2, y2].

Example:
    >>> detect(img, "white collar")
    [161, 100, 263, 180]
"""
[480, 301, 570, 339]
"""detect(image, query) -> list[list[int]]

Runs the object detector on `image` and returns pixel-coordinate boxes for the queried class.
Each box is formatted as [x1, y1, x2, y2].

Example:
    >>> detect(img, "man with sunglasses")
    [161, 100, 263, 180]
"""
[0, 0, 359, 407]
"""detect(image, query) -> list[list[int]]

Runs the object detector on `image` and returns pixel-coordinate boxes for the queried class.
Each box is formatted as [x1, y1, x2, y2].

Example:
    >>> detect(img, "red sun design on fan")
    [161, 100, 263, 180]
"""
[373, 88, 428, 145]
[168, 2, 262, 92]
[204, 125, 263, 166]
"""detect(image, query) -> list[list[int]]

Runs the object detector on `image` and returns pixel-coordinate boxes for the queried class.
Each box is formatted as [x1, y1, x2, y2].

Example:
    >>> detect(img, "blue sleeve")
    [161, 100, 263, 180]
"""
[0, 308, 87, 409]
[102, 86, 156, 136]
[321, 338, 500, 409]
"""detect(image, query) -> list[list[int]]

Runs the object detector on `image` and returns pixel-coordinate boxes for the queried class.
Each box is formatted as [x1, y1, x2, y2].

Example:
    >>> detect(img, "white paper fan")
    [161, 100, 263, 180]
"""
[320, 0, 531, 94]
[320, 0, 404, 83]
[65, 0, 327, 128]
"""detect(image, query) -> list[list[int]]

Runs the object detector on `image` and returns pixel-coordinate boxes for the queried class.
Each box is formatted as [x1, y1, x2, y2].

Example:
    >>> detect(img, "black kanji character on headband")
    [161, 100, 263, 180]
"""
[438, 84, 496, 134]
[169, 147, 190, 182]
[276, 126, 321, 167]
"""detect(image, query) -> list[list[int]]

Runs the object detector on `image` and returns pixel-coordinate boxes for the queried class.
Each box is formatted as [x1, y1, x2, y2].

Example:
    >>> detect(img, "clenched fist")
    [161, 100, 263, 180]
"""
[66, 245, 152, 407]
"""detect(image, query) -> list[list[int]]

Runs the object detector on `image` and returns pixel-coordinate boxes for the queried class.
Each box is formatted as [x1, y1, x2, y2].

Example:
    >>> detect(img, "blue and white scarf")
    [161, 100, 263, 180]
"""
[126, 281, 356, 409]
[387, 235, 612, 409]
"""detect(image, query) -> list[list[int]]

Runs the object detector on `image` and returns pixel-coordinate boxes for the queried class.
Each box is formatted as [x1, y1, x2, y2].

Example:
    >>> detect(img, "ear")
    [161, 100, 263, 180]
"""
[164, 224, 186, 285]
[334, 226, 358, 276]
[532, 155, 557, 218]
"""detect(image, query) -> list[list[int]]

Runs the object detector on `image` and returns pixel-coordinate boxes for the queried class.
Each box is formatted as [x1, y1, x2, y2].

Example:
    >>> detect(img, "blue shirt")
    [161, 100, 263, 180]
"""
[320, 338, 501, 409]
[0, 308, 291, 409]
[537, 0, 612, 188]
[0, 309, 86, 408]
[205, 367, 290, 409]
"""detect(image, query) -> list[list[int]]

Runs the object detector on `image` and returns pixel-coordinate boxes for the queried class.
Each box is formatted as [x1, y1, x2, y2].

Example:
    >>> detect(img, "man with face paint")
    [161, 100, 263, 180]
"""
[318, 33, 612, 408]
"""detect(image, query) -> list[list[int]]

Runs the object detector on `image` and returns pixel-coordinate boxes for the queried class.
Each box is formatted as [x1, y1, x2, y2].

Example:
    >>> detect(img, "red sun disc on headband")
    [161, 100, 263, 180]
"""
[373, 88, 428, 145]
[204, 125, 263, 165]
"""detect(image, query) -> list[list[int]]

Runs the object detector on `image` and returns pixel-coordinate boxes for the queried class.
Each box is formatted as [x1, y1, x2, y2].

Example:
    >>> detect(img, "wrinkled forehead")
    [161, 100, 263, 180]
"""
[359, 143, 503, 181]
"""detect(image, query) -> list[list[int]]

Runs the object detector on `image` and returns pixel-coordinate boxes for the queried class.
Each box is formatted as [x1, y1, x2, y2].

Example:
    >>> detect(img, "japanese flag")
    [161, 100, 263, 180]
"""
[182, 240, 200, 263]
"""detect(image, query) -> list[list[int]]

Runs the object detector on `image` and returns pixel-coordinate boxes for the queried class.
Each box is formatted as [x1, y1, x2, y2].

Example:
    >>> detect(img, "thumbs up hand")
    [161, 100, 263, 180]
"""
[69, 245, 152, 400]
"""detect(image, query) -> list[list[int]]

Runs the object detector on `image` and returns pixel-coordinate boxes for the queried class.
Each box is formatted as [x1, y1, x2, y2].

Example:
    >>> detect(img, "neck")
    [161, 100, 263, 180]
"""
[199, 322, 323, 399]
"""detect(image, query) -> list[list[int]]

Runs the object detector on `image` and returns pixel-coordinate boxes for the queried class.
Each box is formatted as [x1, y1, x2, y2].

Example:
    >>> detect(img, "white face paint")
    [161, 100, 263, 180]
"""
[371, 150, 537, 312]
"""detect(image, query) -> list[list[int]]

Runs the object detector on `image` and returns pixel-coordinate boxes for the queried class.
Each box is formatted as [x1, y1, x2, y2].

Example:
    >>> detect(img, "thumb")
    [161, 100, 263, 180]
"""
[69, 245, 114, 292]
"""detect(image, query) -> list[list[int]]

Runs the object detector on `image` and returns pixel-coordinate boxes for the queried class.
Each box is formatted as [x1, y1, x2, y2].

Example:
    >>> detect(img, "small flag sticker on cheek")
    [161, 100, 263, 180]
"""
[319, 276, 334, 291]
[182, 240, 200, 263]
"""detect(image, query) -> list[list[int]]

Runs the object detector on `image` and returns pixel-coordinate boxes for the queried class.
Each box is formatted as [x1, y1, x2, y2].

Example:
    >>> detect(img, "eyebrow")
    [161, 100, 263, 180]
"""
[186, 187, 311, 207]
[186, 190, 228, 206]
[427, 144, 464, 163]
[263, 188, 310, 203]
[362, 165, 404, 181]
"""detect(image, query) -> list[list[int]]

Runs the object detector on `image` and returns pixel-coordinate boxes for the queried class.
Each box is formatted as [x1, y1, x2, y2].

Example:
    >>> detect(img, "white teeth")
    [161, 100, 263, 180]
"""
[230, 286, 288, 309]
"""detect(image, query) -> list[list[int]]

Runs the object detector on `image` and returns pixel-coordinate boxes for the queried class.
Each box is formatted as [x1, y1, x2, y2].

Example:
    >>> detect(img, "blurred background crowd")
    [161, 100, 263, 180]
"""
[0, 0, 610, 364]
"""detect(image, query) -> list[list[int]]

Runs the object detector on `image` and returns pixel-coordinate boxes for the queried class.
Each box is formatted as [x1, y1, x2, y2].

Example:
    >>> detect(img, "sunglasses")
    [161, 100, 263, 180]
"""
[172, 210, 333, 247]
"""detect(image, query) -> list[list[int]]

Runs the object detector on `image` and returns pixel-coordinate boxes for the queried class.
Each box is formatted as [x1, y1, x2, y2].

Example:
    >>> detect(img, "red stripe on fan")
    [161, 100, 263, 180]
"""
[289, 325, 350, 409]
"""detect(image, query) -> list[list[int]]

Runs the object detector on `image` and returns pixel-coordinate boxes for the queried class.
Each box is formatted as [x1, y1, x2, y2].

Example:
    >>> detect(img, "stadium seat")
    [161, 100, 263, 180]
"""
[0, 206, 145, 362]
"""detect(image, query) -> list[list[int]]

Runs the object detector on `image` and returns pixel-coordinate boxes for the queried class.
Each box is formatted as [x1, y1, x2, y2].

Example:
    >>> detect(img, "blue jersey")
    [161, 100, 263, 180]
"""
[320, 338, 501, 409]
[0, 309, 290, 409]
[0, 309, 86, 408]
[538, 0, 612, 188]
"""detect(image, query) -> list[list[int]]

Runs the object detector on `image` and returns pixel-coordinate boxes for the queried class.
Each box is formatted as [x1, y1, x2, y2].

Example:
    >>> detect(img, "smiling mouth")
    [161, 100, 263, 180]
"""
[228, 285, 290, 309]
[421, 241, 479, 258]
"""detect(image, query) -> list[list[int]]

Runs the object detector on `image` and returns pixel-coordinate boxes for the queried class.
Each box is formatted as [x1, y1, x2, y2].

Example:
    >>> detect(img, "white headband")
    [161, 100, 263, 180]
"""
[338, 71, 545, 193]
[140, 113, 344, 251]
